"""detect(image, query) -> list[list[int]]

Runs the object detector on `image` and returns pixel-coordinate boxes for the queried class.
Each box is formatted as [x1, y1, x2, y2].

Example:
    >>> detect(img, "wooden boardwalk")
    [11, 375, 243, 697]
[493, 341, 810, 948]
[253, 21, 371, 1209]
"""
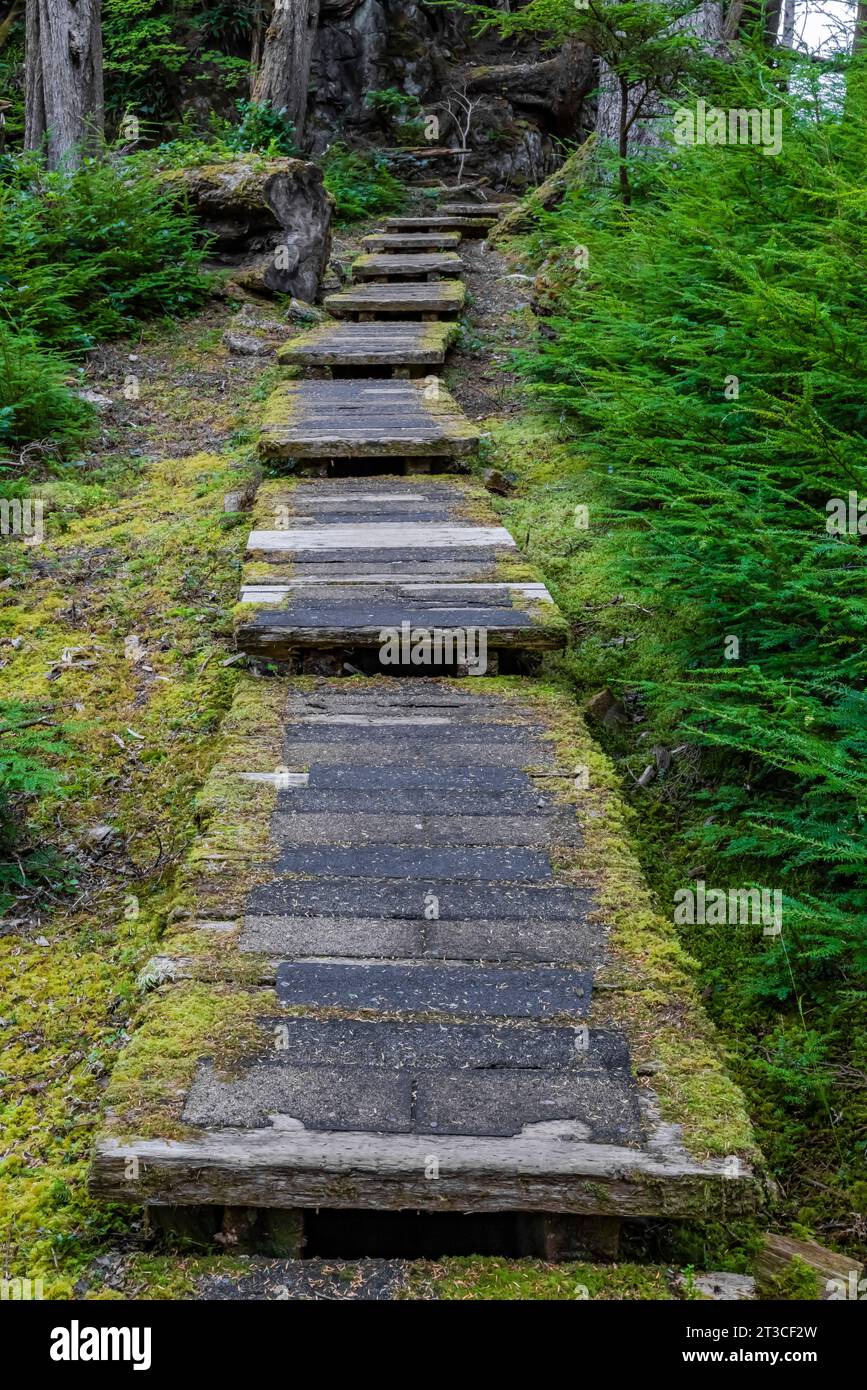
[89, 196, 760, 1253]
[439, 202, 515, 217]
[91, 678, 760, 1233]
[361, 232, 462, 251]
[386, 215, 495, 237]
[351, 251, 464, 281]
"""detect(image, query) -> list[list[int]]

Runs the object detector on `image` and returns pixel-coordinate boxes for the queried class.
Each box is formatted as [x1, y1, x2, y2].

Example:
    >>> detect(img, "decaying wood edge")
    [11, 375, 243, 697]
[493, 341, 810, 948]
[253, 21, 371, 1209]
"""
[90, 1123, 763, 1218]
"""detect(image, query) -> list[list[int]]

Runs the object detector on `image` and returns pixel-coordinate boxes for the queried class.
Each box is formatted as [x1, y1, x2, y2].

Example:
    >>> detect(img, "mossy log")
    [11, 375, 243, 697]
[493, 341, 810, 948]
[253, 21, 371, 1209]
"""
[489, 138, 597, 246]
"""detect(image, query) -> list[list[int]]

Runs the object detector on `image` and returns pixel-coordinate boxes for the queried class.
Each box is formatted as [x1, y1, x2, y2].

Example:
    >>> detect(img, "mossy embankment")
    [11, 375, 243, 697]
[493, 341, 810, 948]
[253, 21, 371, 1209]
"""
[0, 312, 270, 1296]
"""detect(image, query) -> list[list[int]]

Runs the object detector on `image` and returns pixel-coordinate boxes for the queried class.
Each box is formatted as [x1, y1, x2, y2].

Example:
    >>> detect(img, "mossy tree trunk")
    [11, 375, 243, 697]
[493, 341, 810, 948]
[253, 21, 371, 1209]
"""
[24, 0, 104, 169]
[251, 0, 321, 145]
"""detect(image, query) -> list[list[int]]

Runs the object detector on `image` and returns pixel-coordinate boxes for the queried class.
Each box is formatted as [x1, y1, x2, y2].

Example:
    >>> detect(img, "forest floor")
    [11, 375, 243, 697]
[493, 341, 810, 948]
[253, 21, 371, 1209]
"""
[1, 213, 783, 1301]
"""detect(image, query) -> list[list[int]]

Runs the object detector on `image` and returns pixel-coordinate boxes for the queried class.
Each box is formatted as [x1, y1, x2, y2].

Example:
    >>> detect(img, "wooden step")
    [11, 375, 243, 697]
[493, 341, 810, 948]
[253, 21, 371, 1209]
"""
[323, 281, 466, 320]
[89, 676, 762, 1223]
[257, 378, 479, 468]
[439, 202, 515, 217]
[277, 321, 456, 371]
[386, 216, 495, 237]
[361, 232, 462, 251]
[237, 489, 564, 661]
[237, 478, 566, 663]
[351, 251, 464, 282]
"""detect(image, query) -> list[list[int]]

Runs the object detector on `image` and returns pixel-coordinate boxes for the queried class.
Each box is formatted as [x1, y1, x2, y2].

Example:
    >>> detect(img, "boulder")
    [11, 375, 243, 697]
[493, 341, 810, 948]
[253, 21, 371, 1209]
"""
[223, 331, 274, 357]
[675, 1271, 756, 1301]
[585, 688, 630, 730]
[164, 159, 333, 303]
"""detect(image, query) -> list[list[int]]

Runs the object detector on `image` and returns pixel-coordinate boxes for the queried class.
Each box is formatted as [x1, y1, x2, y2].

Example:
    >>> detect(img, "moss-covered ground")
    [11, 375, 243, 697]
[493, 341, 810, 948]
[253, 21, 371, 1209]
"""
[0, 305, 270, 1295]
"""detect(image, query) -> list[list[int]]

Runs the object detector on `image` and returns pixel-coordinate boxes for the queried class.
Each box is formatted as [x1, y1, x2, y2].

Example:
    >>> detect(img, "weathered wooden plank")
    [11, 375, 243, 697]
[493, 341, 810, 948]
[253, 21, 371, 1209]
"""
[239, 581, 553, 602]
[258, 379, 480, 461]
[755, 1234, 864, 1295]
[362, 232, 462, 251]
[246, 524, 515, 551]
[277, 320, 455, 369]
[386, 216, 495, 237]
[324, 281, 466, 317]
[351, 252, 464, 281]
[242, 913, 597, 963]
[439, 202, 515, 217]
[267, 809, 581, 847]
[90, 1127, 760, 1218]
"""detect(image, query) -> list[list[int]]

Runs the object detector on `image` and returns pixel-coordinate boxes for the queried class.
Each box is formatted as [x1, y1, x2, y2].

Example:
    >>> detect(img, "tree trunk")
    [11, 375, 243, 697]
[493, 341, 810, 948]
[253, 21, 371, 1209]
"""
[762, 0, 782, 44]
[854, 2, 867, 54]
[249, 1, 266, 92]
[595, 1, 724, 156]
[729, 0, 781, 43]
[617, 73, 631, 206]
[251, 0, 320, 144]
[723, 0, 745, 40]
[24, 0, 103, 169]
[24, 0, 45, 150]
[780, 0, 795, 46]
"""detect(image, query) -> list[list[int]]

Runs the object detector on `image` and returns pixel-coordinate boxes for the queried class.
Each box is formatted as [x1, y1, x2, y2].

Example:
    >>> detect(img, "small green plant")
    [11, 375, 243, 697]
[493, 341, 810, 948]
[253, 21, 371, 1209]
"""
[322, 143, 405, 222]
[365, 87, 422, 122]
[365, 88, 426, 145]
[0, 703, 74, 914]
[224, 99, 297, 156]
[0, 329, 94, 455]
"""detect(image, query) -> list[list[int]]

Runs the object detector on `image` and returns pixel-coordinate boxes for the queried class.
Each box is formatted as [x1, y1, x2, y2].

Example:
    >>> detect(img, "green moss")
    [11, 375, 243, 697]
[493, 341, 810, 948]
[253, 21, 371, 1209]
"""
[757, 1256, 823, 1301]
[408, 1257, 675, 1301]
[100, 982, 262, 1140]
[259, 386, 299, 432]
[100, 1253, 249, 1300]
[0, 314, 267, 1294]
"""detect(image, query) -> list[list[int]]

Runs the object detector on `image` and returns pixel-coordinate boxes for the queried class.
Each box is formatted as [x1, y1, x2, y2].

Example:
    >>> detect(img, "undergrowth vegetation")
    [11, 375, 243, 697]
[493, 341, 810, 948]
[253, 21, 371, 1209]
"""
[0, 153, 209, 460]
[321, 144, 406, 221]
[498, 57, 867, 1253]
[0, 155, 209, 353]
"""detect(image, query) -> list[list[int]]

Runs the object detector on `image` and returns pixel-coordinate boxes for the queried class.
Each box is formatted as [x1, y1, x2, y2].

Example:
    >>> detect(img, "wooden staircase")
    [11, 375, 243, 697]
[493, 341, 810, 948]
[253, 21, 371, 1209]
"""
[89, 194, 762, 1259]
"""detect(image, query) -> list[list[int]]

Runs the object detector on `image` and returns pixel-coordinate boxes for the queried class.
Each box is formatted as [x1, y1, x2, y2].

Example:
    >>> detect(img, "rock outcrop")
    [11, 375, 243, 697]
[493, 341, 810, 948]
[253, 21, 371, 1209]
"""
[164, 159, 333, 302]
[308, 0, 595, 187]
